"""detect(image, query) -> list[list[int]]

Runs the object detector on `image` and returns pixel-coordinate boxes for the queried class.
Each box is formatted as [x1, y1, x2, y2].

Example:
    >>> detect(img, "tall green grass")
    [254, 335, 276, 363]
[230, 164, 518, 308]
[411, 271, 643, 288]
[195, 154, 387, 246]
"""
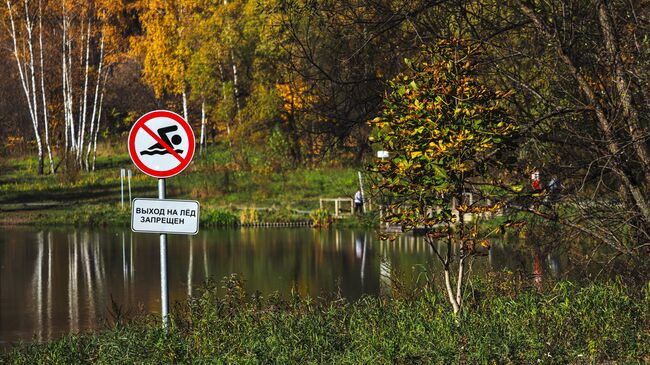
[3, 276, 648, 364]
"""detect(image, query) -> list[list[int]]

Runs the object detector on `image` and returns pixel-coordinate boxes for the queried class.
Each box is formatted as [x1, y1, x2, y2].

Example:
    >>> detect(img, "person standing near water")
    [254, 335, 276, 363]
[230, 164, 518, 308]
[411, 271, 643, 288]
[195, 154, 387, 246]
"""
[354, 190, 364, 214]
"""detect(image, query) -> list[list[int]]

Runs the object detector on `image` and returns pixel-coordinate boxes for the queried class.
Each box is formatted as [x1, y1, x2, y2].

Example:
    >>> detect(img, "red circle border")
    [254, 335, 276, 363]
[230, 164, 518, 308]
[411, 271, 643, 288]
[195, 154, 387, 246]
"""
[128, 110, 195, 178]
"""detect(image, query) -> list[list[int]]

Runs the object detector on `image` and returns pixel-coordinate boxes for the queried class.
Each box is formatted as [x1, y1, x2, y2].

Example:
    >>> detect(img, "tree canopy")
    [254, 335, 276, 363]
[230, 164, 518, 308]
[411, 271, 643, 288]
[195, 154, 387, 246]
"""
[2, 0, 650, 255]
[370, 41, 518, 313]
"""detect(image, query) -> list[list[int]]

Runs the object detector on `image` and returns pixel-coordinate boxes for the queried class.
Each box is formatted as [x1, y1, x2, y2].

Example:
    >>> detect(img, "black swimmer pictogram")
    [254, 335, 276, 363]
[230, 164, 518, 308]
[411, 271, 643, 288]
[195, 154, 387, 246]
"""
[140, 125, 184, 156]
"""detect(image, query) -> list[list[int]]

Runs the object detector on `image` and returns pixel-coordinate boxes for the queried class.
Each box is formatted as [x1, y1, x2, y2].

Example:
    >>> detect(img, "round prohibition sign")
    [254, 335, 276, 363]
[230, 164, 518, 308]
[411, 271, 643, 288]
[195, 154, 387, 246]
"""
[128, 110, 195, 178]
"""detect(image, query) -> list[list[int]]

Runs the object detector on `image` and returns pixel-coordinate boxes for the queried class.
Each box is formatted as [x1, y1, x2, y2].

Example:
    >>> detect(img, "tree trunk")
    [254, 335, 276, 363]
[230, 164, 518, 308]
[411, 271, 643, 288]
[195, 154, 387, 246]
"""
[6, 0, 44, 174]
[86, 36, 104, 170]
[24, 0, 44, 174]
[200, 101, 206, 155]
[455, 255, 465, 311]
[444, 265, 460, 314]
[182, 89, 188, 122]
[230, 50, 241, 117]
[91, 73, 107, 171]
[78, 20, 91, 162]
[62, 6, 69, 152]
[62, 3, 76, 155]
[38, 0, 53, 174]
[443, 234, 460, 314]
[520, 2, 650, 222]
[596, 0, 650, 183]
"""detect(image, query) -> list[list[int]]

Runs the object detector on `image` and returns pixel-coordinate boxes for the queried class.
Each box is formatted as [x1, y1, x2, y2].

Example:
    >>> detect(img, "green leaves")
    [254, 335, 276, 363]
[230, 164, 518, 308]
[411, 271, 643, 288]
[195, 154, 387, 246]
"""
[369, 39, 518, 230]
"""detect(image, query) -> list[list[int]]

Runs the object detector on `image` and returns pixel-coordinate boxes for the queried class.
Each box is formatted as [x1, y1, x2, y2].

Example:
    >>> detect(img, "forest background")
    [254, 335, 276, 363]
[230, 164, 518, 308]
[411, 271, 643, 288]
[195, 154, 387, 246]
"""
[1, 0, 650, 259]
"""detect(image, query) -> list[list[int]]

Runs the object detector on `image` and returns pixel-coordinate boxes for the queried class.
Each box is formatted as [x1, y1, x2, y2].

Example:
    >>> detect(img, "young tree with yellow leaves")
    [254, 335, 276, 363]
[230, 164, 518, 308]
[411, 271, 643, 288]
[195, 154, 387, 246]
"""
[370, 41, 518, 314]
[132, 0, 194, 118]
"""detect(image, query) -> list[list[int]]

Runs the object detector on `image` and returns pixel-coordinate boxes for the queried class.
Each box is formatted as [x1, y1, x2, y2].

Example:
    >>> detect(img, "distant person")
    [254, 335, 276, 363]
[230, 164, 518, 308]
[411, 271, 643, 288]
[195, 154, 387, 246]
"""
[546, 176, 561, 203]
[354, 190, 364, 214]
[531, 170, 542, 191]
[548, 176, 560, 192]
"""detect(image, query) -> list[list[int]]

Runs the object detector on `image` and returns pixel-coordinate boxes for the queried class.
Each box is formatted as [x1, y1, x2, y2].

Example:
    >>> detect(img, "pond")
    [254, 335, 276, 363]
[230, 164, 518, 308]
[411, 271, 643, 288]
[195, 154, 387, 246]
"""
[0, 226, 566, 347]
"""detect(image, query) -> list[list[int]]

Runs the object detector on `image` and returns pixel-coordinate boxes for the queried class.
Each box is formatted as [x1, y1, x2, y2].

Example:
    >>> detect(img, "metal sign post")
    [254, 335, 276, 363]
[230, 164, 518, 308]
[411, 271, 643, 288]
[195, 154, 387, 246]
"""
[128, 169, 132, 205]
[128, 109, 196, 331]
[120, 168, 125, 209]
[158, 178, 169, 329]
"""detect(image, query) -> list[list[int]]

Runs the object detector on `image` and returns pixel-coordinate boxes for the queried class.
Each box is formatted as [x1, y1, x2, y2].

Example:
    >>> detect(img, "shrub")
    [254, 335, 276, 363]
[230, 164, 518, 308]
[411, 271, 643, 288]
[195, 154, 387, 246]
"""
[200, 208, 239, 228]
[309, 208, 331, 228]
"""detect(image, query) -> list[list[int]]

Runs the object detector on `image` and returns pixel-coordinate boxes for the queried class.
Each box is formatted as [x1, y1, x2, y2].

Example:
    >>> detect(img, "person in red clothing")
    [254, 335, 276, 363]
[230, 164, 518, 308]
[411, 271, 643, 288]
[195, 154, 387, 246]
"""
[531, 170, 542, 191]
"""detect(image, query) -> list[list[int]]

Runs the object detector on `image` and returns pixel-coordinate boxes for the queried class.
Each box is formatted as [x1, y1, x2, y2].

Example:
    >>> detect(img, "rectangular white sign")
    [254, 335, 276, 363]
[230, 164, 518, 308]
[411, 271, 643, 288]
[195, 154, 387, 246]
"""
[132, 198, 200, 235]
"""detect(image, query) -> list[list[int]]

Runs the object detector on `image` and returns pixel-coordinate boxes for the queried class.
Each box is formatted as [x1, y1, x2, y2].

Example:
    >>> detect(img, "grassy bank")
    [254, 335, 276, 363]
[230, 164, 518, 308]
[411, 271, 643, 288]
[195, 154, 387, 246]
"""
[0, 144, 367, 227]
[2, 275, 648, 364]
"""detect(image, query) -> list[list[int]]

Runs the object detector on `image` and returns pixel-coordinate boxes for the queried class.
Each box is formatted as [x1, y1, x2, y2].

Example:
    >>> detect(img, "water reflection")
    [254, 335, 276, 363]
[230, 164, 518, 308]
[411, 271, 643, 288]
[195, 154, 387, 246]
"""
[1, 227, 567, 346]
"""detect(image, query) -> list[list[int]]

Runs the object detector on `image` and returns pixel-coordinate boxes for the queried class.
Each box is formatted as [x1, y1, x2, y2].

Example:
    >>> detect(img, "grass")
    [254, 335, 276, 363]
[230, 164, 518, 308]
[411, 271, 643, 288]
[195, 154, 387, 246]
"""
[2, 275, 648, 364]
[0, 144, 366, 227]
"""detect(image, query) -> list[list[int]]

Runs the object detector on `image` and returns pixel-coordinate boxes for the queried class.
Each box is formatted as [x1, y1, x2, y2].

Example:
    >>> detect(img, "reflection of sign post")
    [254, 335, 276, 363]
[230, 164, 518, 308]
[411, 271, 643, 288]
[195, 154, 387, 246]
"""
[128, 110, 197, 330]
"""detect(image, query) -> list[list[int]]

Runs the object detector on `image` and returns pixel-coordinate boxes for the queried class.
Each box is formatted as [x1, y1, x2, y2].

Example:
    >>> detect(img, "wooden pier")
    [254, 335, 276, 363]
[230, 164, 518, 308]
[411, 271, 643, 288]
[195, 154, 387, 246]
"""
[319, 198, 354, 218]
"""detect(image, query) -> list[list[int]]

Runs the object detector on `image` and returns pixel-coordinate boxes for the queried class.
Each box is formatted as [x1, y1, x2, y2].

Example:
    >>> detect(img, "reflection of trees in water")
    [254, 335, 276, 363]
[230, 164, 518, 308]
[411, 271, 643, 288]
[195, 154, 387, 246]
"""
[378, 232, 567, 290]
[68, 232, 78, 334]
[32, 231, 43, 341]
[380, 257, 392, 296]
[47, 231, 53, 340]
[68, 231, 108, 335]
[202, 235, 209, 279]
[2, 227, 581, 345]
[355, 233, 367, 290]
[23, 229, 117, 341]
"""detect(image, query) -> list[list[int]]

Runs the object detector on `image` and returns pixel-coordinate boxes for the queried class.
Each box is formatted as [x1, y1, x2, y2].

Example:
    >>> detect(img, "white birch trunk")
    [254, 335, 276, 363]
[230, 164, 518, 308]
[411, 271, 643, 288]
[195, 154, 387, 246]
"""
[230, 50, 241, 116]
[26, 0, 44, 174]
[38, 0, 54, 174]
[62, 51, 68, 151]
[218, 64, 232, 139]
[6, 0, 44, 174]
[91, 73, 107, 171]
[85, 36, 104, 170]
[77, 20, 91, 161]
[221, 0, 240, 118]
[6, 0, 33, 126]
[62, 1, 76, 154]
[67, 33, 75, 153]
[443, 267, 460, 314]
[182, 89, 188, 122]
[75, 19, 85, 155]
[442, 237, 461, 315]
[200, 101, 206, 155]
[61, 3, 68, 152]
[455, 255, 465, 311]
[24, 0, 40, 137]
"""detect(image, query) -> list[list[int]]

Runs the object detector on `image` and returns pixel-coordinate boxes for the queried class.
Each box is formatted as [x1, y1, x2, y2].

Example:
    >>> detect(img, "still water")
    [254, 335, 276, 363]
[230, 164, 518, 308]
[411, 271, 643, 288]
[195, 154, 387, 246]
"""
[0, 226, 564, 346]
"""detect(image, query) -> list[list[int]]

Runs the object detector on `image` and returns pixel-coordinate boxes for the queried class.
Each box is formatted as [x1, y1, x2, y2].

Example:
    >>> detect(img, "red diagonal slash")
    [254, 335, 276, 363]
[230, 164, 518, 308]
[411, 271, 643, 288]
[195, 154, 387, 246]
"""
[141, 123, 186, 163]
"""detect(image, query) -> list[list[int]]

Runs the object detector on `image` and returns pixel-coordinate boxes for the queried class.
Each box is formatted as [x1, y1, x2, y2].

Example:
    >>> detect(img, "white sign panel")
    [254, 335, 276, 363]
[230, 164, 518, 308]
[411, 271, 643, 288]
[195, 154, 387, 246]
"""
[132, 198, 200, 235]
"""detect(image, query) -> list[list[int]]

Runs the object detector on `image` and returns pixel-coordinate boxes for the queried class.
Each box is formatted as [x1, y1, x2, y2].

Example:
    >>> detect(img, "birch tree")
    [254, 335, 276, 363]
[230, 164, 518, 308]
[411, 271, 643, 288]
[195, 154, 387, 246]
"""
[4, 0, 48, 174]
[58, 0, 115, 170]
[370, 42, 518, 314]
[37, 0, 53, 173]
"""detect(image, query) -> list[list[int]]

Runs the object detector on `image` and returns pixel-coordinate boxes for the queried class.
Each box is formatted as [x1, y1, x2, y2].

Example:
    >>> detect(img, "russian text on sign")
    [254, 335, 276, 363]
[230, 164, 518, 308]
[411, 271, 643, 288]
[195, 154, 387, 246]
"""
[132, 198, 200, 235]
